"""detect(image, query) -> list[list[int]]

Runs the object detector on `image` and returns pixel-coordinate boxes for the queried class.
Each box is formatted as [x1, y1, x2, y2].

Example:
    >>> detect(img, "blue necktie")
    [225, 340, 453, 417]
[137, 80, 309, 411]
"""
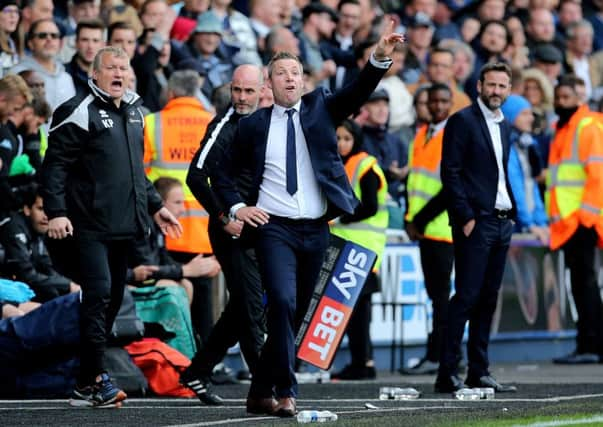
[285, 109, 297, 195]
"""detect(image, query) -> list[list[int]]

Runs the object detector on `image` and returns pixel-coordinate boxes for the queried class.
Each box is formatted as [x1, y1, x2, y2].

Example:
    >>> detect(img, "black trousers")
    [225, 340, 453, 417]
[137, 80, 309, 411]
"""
[74, 238, 130, 385]
[345, 273, 377, 367]
[169, 251, 213, 346]
[419, 239, 454, 362]
[440, 216, 512, 379]
[562, 226, 603, 355]
[189, 222, 266, 376]
[250, 217, 329, 399]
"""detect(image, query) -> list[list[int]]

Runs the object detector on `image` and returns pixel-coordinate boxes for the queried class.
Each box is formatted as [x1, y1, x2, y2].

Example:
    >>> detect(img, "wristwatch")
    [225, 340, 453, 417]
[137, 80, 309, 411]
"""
[218, 212, 230, 226]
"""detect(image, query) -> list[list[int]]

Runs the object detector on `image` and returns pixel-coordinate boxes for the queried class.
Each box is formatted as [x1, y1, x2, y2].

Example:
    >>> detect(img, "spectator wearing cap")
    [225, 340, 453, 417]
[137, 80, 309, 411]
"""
[249, 0, 281, 52]
[64, 19, 105, 95]
[360, 88, 409, 204]
[0, 0, 20, 76]
[377, 43, 415, 133]
[321, 0, 361, 91]
[402, 12, 435, 84]
[500, 94, 549, 242]
[11, 19, 76, 110]
[464, 19, 509, 99]
[533, 43, 564, 85]
[209, 0, 262, 66]
[175, 11, 233, 99]
[57, 0, 102, 63]
[299, 2, 338, 87]
[408, 46, 471, 114]
[171, 0, 210, 41]
[564, 20, 603, 104]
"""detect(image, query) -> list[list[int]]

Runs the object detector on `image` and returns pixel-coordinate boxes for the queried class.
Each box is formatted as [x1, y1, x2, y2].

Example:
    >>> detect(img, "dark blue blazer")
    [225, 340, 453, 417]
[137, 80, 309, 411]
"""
[213, 60, 389, 219]
[441, 103, 517, 227]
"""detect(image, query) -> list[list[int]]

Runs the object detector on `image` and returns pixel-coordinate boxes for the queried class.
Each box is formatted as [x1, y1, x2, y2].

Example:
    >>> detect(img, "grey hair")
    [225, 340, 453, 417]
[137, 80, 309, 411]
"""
[92, 46, 128, 73]
[566, 19, 594, 39]
[167, 70, 201, 98]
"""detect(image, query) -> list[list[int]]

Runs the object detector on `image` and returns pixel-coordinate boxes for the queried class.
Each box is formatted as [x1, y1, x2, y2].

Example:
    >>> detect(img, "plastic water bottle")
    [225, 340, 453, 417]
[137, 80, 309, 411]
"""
[379, 387, 421, 400]
[296, 410, 338, 423]
[478, 387, 495, 400]
[454, 388, 482, 400]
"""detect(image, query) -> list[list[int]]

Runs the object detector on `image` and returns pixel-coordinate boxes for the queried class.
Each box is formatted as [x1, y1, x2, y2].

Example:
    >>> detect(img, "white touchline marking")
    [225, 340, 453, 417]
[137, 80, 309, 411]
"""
[162, 406, 467, 427]
[511, 415, 603, 427]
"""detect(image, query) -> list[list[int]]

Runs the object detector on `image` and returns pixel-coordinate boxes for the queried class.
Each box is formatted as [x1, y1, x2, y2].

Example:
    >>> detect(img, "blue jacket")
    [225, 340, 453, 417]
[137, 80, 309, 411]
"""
[507, 131, 548, 231]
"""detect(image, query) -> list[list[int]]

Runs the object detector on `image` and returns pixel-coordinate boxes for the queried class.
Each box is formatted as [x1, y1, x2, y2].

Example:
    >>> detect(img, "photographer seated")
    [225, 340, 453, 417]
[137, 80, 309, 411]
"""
[1, 186, 80, 303]
[127, 177, 221, 303]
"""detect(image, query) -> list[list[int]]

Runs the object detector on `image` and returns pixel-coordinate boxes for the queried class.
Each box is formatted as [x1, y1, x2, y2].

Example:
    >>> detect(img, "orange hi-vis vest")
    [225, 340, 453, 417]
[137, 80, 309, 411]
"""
[546, 105, 603, 250]
[405, 124, 452, 243]
[144, 97, 214, 253]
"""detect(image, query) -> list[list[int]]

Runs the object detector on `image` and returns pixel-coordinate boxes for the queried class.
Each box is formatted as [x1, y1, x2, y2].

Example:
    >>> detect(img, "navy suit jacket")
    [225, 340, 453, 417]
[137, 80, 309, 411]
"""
[441, 103, 517, 227]
[213, 60, 389, 220]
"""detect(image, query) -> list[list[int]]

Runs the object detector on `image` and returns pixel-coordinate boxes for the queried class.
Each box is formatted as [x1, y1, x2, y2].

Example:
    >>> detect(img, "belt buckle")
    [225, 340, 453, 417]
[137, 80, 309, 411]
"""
[496, 210, 508, 219]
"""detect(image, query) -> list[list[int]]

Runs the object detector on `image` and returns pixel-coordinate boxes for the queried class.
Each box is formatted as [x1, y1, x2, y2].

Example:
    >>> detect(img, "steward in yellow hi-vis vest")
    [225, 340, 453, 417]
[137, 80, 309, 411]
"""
[330, 119, 388, 381]
[402, 83, 455, 375]
[144, 95, 213, 253]
[545, 77, 603, 364]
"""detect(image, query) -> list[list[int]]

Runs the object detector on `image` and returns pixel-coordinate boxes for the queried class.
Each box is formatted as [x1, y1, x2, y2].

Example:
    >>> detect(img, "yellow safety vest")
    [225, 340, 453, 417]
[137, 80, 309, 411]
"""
[331, 152, 388, 271]
[144, 97, 213, 253]
[405, 125, 452, 242]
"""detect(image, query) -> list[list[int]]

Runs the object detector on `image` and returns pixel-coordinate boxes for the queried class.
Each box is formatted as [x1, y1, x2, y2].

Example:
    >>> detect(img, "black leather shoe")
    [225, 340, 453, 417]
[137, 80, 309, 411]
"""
[553, 351, 600, 365]
[465, 375, 517, 393]
[434, 374, 464, 393]
[180, 369, 224, 406]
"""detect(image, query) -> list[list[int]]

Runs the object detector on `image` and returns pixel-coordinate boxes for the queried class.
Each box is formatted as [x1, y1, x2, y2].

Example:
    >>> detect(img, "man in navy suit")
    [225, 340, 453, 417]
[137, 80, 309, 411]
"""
[213, 21, 404, 418]
[436, 62, 518, 394]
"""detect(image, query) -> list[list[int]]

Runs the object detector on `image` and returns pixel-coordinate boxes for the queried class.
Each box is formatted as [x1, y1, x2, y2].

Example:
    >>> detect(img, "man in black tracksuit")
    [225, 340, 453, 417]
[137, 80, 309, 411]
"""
[181, 64, 266, 405]
[41, 47, 182, 407]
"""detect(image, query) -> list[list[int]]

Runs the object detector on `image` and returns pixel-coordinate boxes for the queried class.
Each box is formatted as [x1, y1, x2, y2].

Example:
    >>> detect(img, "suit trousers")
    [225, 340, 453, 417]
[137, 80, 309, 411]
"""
[562, 226, 603, 355]
[249, 216, 329, 399]
[440, 215, 512, 378]
[189, 222, 266, 376]
[419, 239, 454, 362]
[74, 238, 130, 385]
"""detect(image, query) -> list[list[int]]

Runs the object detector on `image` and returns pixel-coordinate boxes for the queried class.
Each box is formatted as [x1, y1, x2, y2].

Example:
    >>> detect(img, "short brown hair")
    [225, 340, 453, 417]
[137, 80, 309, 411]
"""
[153, 177, 182, 200]
[479, 62, 512, 83]
[0, 74, 33, 103]
[267, 51, 303, 78]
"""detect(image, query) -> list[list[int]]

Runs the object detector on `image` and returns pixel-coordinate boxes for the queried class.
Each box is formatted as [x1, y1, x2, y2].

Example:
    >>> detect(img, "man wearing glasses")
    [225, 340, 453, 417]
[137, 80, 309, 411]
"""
[11, 18, 75, 110]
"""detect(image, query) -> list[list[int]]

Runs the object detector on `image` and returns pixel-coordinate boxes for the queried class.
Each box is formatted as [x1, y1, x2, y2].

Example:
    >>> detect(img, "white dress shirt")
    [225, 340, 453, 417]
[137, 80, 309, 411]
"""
[477, 97, 513, 211]
[256, 100, 327, 219]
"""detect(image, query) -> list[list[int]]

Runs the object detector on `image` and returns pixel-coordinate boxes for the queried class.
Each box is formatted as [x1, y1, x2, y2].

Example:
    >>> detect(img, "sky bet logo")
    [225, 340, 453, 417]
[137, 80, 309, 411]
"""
[297, 237, 377, 369]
